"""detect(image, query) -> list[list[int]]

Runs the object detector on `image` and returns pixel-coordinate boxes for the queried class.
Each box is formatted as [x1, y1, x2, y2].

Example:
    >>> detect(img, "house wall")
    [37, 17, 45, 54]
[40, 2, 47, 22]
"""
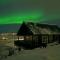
[1, 32, 59, 48]
[41, 34, 48, 43]
[48, 34, 60, 43]
[48, 34, 53, 43]
[33, 35, 39, 47]
[53, 34, 60, 42]
[37, 34, 60, 43]
[58, 35, 60, 43]
[25, 36, 32, 40]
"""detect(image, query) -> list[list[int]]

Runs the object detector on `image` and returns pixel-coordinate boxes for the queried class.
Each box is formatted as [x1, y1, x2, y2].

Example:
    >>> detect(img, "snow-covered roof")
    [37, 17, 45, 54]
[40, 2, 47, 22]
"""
[17, 22, 60, 35]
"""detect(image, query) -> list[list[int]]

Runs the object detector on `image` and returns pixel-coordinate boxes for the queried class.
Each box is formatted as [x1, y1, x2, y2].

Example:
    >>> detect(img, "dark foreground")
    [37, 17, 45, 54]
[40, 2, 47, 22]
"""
[0, 43, 60, 60]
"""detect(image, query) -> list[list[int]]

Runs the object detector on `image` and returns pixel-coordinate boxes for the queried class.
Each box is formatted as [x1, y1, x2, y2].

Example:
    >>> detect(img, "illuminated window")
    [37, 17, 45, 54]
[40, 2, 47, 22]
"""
[25, 36, 32, 40]
[18, 36, 24, 40]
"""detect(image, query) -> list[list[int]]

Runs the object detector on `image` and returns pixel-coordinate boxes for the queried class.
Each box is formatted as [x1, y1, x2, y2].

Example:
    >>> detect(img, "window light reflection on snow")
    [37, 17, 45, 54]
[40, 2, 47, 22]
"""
[16, 38, 24, 40]
[2, 37, 8, 40]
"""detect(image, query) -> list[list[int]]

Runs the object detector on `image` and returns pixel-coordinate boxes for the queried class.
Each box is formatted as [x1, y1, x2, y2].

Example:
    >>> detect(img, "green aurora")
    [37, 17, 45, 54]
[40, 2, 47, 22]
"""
[0, 10, 60, 24]
[0, 10, 45, 24]
[0, 0, 60, 24]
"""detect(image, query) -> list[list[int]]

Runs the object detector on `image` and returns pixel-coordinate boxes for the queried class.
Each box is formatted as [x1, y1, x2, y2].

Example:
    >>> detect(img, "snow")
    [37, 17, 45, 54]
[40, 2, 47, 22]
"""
[47, 44, 60, 60]
[0, 44, 60, 60]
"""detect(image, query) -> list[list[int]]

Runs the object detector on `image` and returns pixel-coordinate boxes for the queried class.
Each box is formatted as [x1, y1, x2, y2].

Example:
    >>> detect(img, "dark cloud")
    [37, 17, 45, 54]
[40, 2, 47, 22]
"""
[0, 0, 60, 15]
[0, 0, 60, 25]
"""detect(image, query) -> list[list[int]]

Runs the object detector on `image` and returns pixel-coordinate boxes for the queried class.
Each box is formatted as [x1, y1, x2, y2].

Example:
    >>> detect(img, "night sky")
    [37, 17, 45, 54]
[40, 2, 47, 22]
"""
[0, 0, 60, 25]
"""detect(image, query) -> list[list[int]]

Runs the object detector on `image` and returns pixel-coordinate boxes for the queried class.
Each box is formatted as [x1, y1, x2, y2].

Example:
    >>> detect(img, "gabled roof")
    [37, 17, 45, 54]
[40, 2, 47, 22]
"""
[17, 22, 33, 36]
[17, 22, 60, 36]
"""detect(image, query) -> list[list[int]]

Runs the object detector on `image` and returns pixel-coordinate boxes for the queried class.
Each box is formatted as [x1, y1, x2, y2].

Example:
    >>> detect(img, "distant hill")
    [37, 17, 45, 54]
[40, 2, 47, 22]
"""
[0, 22, 60, 33]
[0, 24, 21, 33]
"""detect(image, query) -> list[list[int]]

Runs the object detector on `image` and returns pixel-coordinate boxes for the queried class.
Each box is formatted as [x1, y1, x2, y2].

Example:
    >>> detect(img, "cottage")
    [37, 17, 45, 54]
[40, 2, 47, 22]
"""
[15, 22, 60, 49]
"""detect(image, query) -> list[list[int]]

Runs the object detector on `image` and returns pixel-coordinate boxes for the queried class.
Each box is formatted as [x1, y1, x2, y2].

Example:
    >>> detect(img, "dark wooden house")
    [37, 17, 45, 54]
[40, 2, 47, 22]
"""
[16, 22, 60, 48]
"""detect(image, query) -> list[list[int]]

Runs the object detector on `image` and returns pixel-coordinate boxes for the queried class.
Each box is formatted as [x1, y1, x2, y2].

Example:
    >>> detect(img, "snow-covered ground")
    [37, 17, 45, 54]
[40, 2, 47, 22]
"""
[47, 44, 60, 60]
[0, 44, 60, 60]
